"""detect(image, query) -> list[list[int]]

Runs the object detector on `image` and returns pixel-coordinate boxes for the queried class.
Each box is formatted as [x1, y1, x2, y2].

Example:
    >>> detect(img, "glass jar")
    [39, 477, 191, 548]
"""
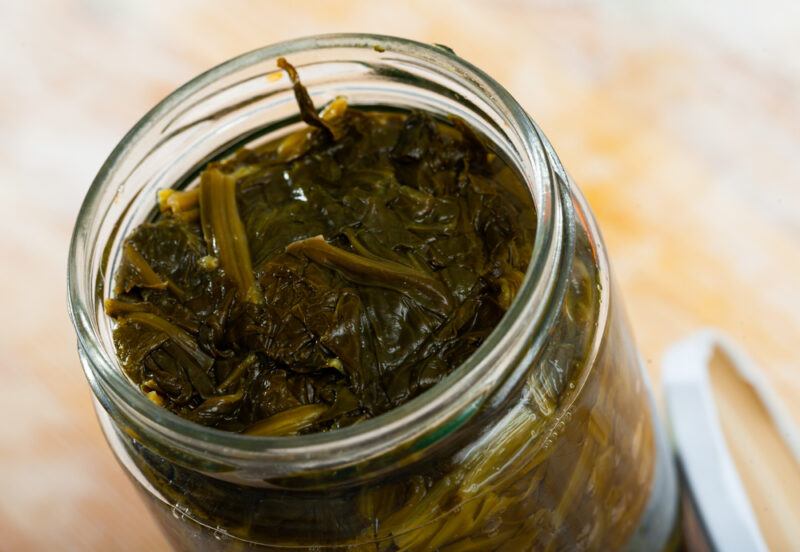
[68, 34, 678, 551]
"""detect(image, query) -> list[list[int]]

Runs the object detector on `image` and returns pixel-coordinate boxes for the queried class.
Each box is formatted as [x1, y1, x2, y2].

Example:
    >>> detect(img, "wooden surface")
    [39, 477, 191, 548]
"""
[709, 348, 800, 551]
[2, 1, 799, 549]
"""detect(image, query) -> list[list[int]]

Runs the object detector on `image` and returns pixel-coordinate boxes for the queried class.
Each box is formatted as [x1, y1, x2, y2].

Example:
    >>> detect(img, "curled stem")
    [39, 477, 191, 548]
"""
[277, 57, 335, 140]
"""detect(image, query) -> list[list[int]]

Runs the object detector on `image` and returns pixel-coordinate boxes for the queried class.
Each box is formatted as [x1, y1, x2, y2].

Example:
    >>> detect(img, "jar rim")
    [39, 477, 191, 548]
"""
[67, 33, 564, 474]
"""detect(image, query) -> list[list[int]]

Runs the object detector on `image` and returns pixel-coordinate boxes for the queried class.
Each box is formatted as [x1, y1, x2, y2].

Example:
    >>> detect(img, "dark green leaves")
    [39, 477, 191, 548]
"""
[107, 74, 534, 433]
[286, 235, 452, 314]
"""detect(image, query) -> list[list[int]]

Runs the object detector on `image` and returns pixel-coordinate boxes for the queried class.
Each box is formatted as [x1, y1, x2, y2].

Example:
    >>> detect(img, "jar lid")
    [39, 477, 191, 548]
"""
[662, 330, 800, 551]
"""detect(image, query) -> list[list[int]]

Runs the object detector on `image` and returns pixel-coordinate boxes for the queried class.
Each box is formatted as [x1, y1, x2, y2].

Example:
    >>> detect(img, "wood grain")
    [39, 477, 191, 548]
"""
[1, 1, 798, 549]
[709, 348, 800, 552]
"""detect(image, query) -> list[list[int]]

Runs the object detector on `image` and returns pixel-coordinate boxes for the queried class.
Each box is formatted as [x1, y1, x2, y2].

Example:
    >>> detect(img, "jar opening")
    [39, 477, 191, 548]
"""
[68, 34, 563, 477]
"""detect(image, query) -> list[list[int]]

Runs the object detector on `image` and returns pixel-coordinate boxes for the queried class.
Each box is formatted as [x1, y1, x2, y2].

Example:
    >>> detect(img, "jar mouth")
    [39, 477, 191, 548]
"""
[67, 33, 563, 474]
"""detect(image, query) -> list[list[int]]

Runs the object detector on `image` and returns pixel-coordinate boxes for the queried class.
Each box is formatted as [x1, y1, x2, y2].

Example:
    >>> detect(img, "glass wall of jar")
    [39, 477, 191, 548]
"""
[68, 34, 678, 551]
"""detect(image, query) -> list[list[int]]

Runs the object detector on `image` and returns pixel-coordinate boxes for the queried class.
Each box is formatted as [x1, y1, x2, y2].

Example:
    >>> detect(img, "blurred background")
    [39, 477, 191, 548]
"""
[2, 1, 799, 549]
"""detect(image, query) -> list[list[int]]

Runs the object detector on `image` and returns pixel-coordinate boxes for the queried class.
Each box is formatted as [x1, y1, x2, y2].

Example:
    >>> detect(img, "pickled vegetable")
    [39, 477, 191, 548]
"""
[107, 59, 535, 434]
[106, 59, 665, 551]
[120, 225, 661, 551]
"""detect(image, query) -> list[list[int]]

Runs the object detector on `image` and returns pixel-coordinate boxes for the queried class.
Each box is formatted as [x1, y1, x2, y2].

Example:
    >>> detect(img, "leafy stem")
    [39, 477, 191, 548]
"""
[122, 312, 213, 372]
[277, 57, 336, 141]
[243, 404, 329, 436]
[199, 167, 261, 303]
[122, 243, 184, 299]
[286, 235, 452, 314]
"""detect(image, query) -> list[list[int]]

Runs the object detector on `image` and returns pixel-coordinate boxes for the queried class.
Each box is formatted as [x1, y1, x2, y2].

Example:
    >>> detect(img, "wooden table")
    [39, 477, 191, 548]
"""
[2, 1, 798, 549]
